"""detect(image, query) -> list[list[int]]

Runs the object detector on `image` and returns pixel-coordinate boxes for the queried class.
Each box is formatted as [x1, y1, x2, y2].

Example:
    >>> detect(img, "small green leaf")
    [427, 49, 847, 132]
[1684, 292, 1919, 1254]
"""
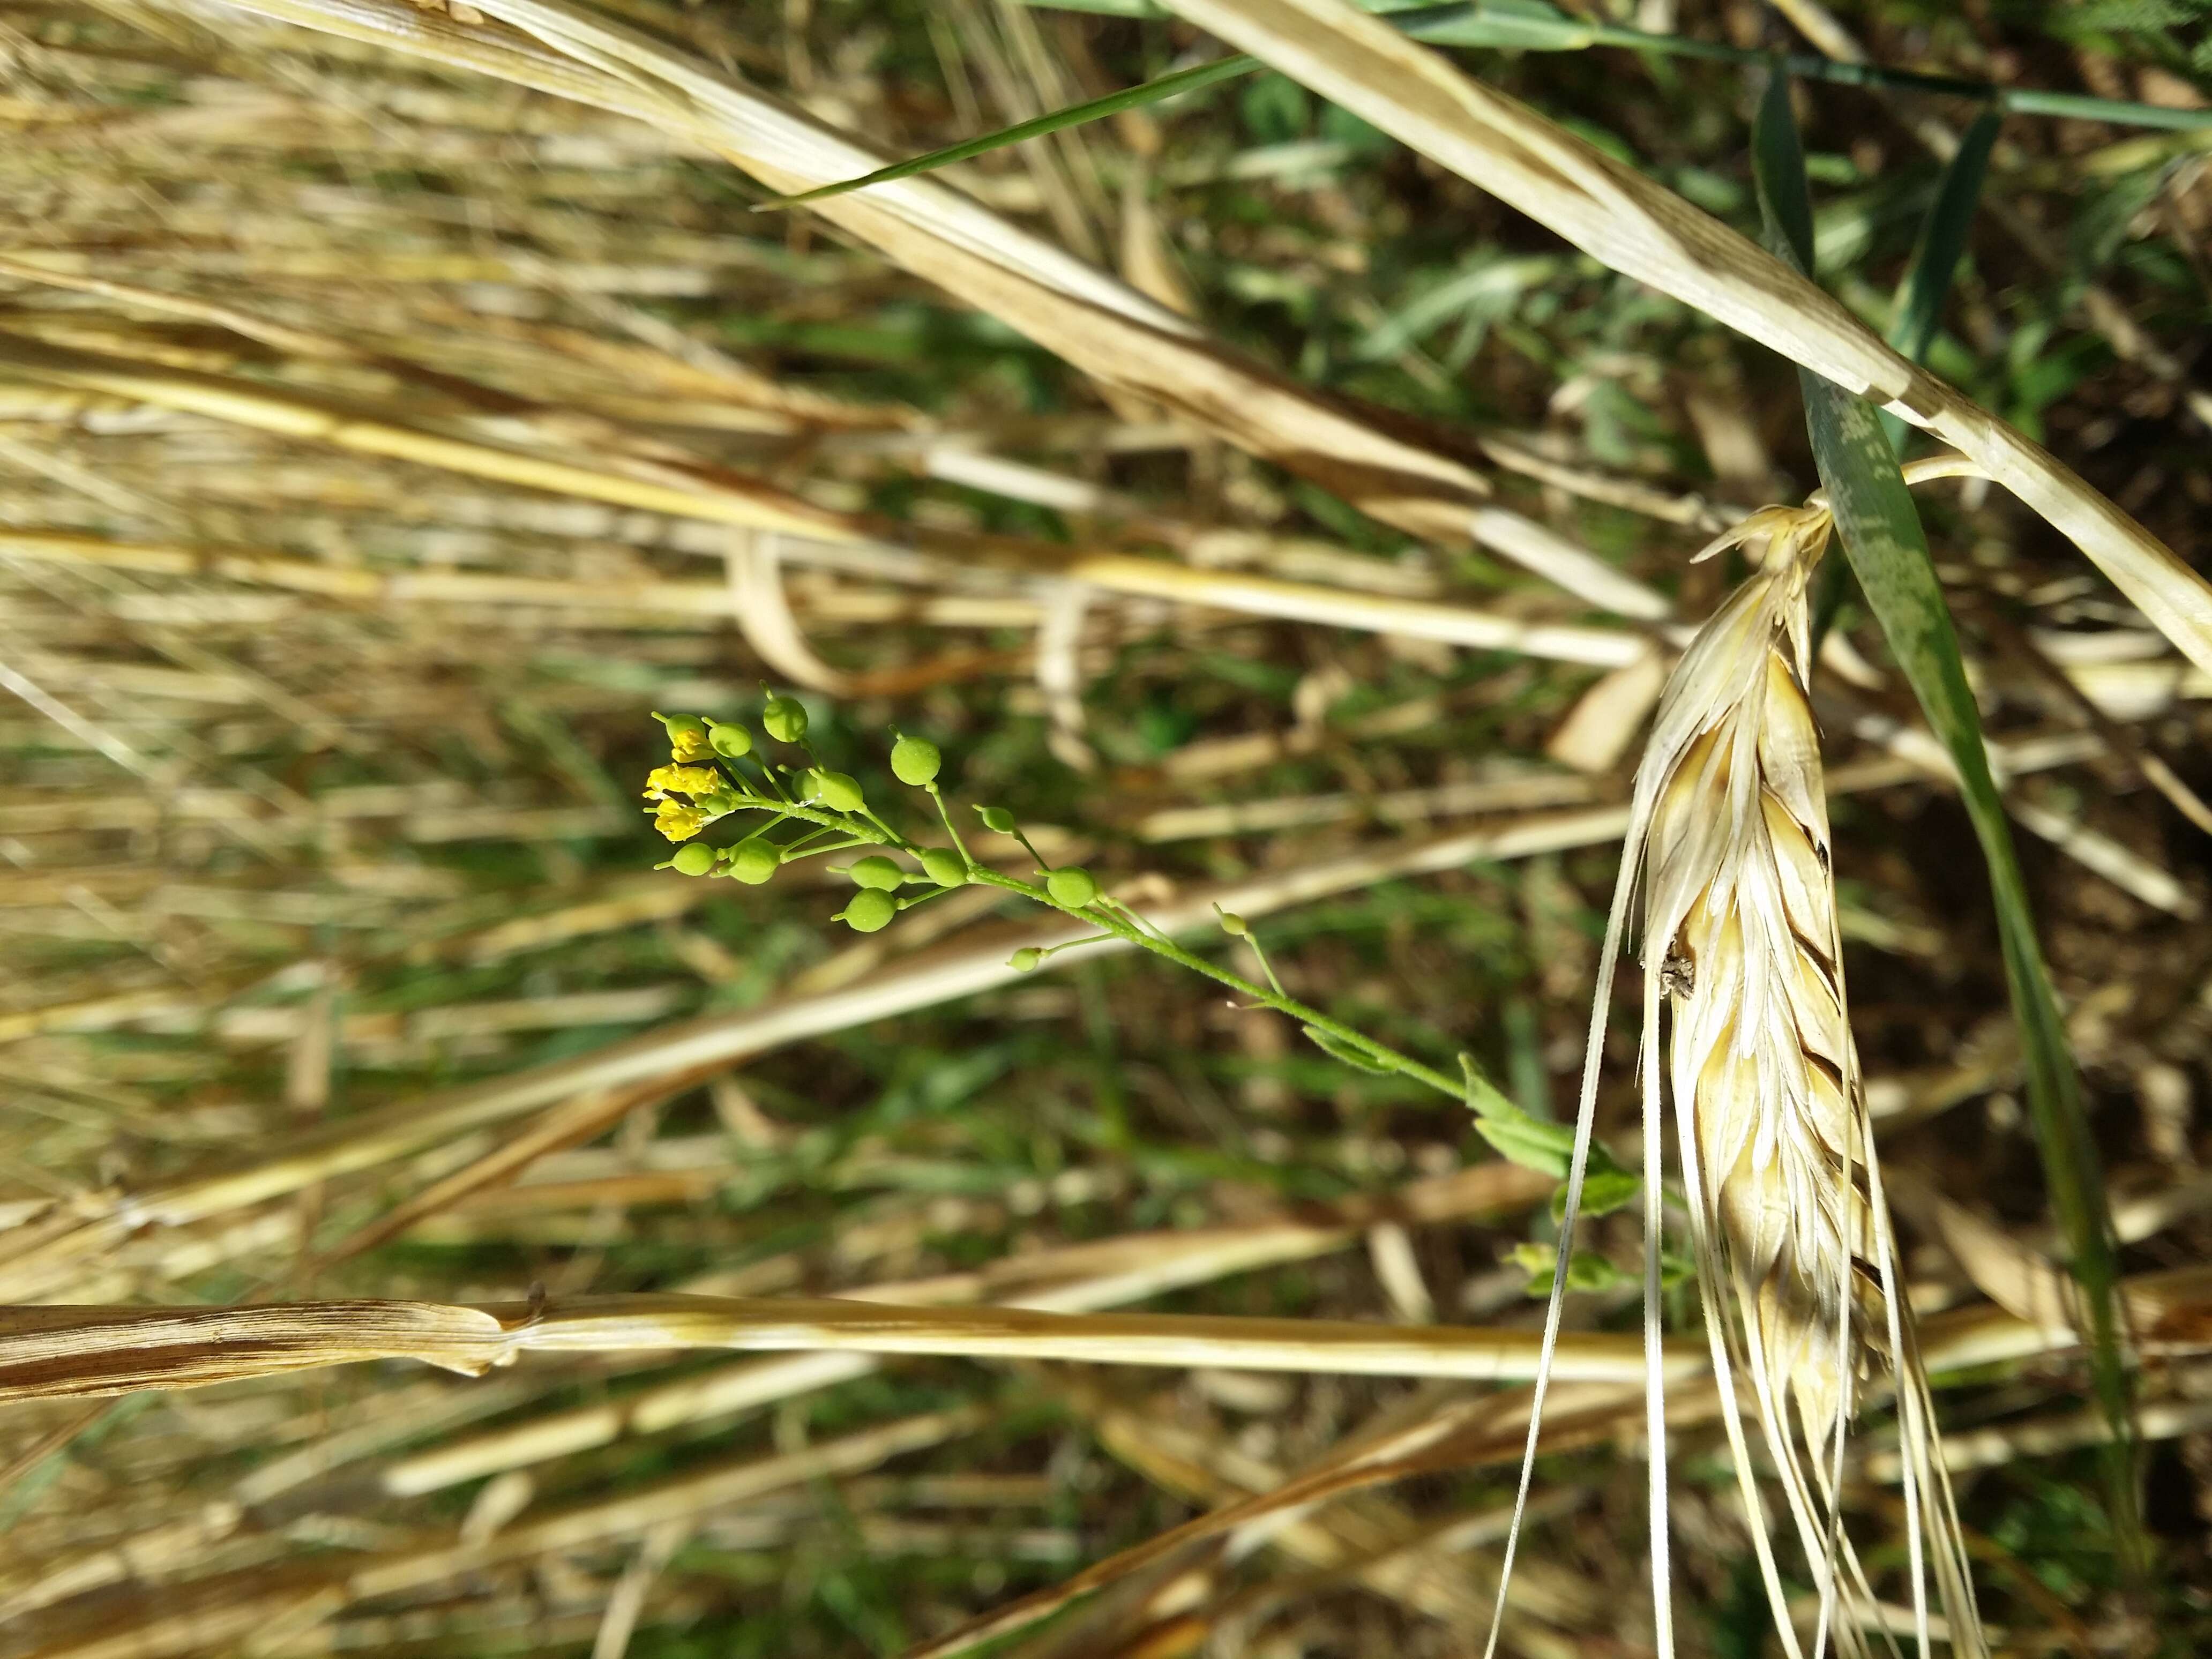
[1557, 1154, 1639, 1221]
[1471, 1110, 1574, 1177]
[1302, 1026, 1396, 1075]
[1455, 1049, 1524, 1130]
[1511, 1240, 1634, 1297]
[1459, 1066, 1640, 1212]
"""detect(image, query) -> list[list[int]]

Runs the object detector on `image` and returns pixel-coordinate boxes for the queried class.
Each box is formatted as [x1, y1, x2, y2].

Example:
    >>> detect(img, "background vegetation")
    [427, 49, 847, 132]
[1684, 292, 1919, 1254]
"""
[1, 1, 2209, 1655]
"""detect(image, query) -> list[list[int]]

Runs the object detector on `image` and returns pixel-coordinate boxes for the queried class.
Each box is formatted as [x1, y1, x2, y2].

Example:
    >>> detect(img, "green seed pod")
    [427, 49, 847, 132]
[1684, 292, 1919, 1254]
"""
[725, 840, 780, 885]
[841, 889, 897, 933]
[889, 734, 941, 787]
[706, 719, 752, 759]
[761, 694, 808, 743]
[669, 842, 716, 877]
[976, 805, 1017, 834]
[1216, 908, 1249, 937]
[1046, 866, 1099, 908]
[850, 855, 904, 891]
[1008, 946, 1043, 973]
[919, 847, 968, 888]
[806, 769, 865, 812]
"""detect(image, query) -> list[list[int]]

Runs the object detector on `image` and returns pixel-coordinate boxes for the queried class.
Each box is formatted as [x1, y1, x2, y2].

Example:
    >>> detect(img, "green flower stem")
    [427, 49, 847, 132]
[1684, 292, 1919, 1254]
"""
[961, 864, 1480, 1107]
[924, 783, 977, 865]
[675, 764, 1513, 1117]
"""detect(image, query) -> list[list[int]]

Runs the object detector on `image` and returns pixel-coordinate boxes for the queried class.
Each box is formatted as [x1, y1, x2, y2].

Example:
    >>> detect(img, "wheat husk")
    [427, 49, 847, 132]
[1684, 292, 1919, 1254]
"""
[1493, 515, 1987, 1659]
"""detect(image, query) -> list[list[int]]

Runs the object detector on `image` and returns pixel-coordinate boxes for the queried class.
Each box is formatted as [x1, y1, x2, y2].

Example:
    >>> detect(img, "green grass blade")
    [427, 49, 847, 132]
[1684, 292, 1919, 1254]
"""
[1877, 108, 1999, 452]
[756, 53, 1261, 211]
[1752, 72, 2141, 1561]
[1889, 110, 1999, 366]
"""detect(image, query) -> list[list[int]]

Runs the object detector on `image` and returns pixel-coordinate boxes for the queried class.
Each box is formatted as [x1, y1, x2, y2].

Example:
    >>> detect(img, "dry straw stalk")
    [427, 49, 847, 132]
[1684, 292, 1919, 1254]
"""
[190, 0, 1671, 622]
[3, 1266, 2195, 1406]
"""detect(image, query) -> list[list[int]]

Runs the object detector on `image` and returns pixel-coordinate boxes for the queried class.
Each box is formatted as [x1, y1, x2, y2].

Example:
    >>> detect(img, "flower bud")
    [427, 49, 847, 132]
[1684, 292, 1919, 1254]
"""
[669, 842, 716, 877]
[840, 889, 897, 933]
[890, 734, 941, 786]
[1216, 908, 1249, 937]
[653, 711, 712, 762]
[1046, 866, 1098, 908]
[725, 840, 779, 885]
[918, 847, 968, 888]
[850, 855, 904, 891]
[761, 694, 808, 743]
[1008, 946, 1043, 973]
[706, 719, 752, 759]
[975, 806, 1017, 834]
[806, 769, 865, 812]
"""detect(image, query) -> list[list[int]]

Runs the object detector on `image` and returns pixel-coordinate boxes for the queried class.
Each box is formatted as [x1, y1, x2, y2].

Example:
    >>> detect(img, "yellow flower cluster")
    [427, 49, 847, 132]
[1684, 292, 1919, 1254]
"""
[642, 761, 729, 844]
[645, 764, 720, 798]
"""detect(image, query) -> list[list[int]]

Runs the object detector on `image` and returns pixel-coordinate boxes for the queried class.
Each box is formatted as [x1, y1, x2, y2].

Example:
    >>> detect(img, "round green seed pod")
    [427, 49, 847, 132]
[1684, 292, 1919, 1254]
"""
[1008, 946, 1043, 973]
[706, 719, 752, 759]
[975, 806, 1017, 834]
[761, 695, 808, 743]
[918, 847, 968, 888]
[1216, 908, 1249, 937]
[725, 840, 780, 885]
[841, 889, 897, 933]
[1045, 866, 1099, 908]
[889, 734, 941, 787]
[808, 770, 864, 812]
[670, 842, 717, 877]
[850, 855, 905, 891]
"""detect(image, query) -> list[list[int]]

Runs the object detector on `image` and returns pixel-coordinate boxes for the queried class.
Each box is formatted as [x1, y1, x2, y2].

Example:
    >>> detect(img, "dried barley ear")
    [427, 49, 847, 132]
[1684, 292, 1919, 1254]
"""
[1486, 510, 1985, 1659]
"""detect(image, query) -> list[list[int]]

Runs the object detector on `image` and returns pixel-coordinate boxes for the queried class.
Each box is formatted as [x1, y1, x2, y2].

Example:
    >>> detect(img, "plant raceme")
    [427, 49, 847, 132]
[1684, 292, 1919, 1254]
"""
[641, 694, 1646, 1270]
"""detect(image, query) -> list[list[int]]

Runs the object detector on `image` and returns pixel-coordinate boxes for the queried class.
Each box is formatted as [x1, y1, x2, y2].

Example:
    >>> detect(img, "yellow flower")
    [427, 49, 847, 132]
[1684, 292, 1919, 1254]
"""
[651, 798, 708, 842]
[643, 764, 721, 800]
[654, 711, 713, 762]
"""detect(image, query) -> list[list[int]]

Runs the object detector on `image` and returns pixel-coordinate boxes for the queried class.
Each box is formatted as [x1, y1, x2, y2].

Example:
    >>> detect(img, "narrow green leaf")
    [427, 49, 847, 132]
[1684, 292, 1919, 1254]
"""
[1750, 77, 1815, 272]
[1877, 108, 1999, 453]
[1889, 109, 1999, 366]
[756, 53, 1260, 211]
[1752, 71, 2140, 1561]
[1302, 1025, 1395, 1075]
